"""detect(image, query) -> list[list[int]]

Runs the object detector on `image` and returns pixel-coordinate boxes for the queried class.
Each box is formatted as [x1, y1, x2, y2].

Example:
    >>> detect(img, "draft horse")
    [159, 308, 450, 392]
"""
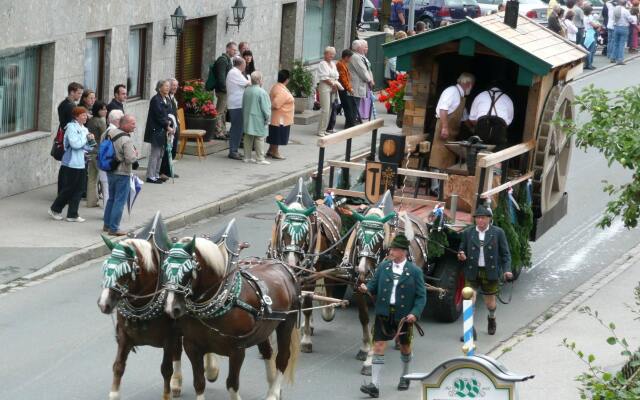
[269, 177, 345, 353]
[341, 191, 427, 375]
[97, 228, 183, 400]
[164, 234, 300, 400]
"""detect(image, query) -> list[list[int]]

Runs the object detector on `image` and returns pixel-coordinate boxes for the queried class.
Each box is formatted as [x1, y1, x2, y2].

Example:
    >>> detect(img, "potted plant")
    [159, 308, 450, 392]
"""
[182, 79, 218, 141]
[378, 72, 408, 128]
[287, 60, 314, 114]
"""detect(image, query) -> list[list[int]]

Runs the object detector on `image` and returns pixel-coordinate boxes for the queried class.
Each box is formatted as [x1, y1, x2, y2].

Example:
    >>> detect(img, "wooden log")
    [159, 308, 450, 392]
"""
[301, 291, 349, 305]
[480, 171, 534, 198]
[317, 118, 384, 147]
[476, 140, 536, 168]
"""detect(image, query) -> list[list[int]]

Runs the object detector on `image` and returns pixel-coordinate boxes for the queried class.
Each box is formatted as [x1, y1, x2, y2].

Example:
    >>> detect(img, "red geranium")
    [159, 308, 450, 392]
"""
[378, 73, 407, 113]
[182, 79, 218, 118]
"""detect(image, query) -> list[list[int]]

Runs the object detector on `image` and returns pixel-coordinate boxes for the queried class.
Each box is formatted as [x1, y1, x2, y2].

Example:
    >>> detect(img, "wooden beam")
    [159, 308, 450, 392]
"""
[317, 118, 385, 147]
[326, 160, 449, 180]
[328, 188, 441, 208]
[562, 63, 584, 83]
[458, 37, 475, 56]
[480, 171, 534, 198]
[517, 66, 535, 87]
[477, 140, 536, 168]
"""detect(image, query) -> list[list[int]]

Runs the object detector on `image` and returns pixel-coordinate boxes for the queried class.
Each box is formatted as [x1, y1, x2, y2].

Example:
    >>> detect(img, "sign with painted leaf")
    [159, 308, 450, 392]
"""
[365, 161, 398, 203]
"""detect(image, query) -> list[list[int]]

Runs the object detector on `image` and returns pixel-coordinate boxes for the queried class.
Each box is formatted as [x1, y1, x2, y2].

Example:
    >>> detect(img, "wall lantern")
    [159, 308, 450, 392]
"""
[226, 0, 247, 33]
[163, 6, 186, 44]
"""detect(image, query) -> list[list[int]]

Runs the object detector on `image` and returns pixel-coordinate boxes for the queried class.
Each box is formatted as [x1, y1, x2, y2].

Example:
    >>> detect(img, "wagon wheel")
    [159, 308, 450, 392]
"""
[532, 84, 574, 218]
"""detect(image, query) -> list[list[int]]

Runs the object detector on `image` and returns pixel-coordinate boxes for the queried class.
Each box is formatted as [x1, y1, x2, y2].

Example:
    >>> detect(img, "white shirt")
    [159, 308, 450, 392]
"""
[476, 226, 489, 267]
[564, 19, 578, 41]
[317, 60, 339, 82]
[606, 1, 616, 30]
[435, 84, 468, 120]
[389, 259, 407, 305]
[226, 67, 251, 109]
[469, 88, 514, 126]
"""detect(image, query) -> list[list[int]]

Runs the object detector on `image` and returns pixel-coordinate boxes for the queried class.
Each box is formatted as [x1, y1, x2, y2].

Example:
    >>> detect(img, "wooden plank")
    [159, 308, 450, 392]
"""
[317, 118, 384, 147]
[477, 140, 536, 168]
[480, 171, 534, 198]
[328, 188, 442, 208]
[325, 160, 449, 180]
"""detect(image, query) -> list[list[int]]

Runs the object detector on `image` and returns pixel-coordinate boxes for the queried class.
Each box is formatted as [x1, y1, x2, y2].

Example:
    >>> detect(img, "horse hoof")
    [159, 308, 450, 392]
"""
[356, 350, 368, 361]
[108, 392, 120, 400]
[361, 365, 372, 376]
[171, 388, 182, 398]
[300, 342, 313, 353]
[162, 393, 172, 400]
[321, 307, 336, 322]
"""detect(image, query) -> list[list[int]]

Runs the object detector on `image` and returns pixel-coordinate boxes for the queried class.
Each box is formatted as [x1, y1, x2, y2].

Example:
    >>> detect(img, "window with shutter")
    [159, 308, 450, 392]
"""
[175, 19, 204, 84]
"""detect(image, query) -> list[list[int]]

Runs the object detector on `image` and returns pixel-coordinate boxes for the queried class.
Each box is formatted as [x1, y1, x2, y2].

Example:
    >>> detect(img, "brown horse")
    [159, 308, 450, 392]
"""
[342, 193, 427, 375]
[164, 237, 300, 400]
[97, 236, 183, 400]
[269, 179, 344, 353]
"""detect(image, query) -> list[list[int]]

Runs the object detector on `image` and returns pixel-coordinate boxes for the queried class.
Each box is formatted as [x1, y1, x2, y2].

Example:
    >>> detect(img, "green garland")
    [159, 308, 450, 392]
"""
[516, 185, 534, 268]
[427, 214, 450, 259]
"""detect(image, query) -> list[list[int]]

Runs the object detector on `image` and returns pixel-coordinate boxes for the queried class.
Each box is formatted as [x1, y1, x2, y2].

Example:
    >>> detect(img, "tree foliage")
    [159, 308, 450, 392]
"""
[287, 60, 314, 98]
[562, 85, 640, 229]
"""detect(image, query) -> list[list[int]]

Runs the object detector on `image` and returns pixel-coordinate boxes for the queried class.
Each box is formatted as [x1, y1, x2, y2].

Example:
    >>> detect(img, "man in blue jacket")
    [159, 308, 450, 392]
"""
[458, 205, 512, 336]
[358, 233, 426, 398]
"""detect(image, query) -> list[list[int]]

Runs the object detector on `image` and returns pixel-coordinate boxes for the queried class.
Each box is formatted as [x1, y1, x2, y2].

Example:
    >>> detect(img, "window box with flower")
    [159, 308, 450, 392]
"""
[182, 79, 219, 141]
[378, 72, 408, 128]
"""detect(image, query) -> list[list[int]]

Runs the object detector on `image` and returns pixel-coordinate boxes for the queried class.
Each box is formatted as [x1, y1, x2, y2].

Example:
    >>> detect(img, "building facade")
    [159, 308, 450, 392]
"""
[0, 0, 353, 198]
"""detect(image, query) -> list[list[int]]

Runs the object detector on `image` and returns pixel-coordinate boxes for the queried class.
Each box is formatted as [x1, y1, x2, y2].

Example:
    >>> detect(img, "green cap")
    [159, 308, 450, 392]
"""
[473, 205, 493, 217]
[389, 233, 410, 250]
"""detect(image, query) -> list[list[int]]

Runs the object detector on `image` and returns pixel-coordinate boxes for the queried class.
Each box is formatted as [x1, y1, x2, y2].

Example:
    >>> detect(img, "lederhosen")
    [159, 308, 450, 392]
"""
[429, 87, 466, 170]
[372, 270, 414, 345]
[475, 90, 508, 149]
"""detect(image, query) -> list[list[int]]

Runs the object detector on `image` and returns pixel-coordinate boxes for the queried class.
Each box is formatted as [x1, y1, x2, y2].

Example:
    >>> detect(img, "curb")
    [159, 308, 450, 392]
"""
[0, 148, 371, 294]
[575, 53, 640, 81]
[487, 242, 640, 359]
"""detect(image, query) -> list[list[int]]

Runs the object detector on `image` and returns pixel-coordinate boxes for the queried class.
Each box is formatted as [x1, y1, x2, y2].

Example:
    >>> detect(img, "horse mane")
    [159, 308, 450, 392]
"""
[180, 237, 226, 277]
[122, 238, 156, 272]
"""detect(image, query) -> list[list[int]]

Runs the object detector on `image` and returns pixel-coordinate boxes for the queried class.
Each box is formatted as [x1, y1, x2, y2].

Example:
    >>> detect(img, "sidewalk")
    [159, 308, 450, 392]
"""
[0, 103, 400, 287]
[488, 243, 640, 399]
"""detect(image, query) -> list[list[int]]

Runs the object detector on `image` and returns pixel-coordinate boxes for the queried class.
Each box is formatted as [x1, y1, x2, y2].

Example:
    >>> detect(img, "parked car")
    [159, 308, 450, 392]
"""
[476, 0, 503, 15]
[408, 0, 482, 29]
[362, 0, 381, 31]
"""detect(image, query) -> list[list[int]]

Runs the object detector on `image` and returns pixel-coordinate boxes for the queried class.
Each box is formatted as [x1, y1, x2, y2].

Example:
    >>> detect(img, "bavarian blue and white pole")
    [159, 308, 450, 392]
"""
[462, 287, 475, 356]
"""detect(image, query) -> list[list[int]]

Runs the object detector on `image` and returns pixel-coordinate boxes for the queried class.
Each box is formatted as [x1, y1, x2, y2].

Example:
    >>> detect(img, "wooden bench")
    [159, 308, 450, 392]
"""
[176, 108, 207, 160]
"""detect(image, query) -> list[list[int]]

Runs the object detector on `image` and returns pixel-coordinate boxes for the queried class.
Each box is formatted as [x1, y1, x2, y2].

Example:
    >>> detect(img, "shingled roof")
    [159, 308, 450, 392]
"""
[383, 13, 587, 77]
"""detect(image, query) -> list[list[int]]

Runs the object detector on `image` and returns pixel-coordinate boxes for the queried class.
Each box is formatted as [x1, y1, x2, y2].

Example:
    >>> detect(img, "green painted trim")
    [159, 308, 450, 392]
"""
[517, 66, 535, 86]
[397, 54, 412, 71]
[382, 20, 553, 76]
[458, 37, 475, 56]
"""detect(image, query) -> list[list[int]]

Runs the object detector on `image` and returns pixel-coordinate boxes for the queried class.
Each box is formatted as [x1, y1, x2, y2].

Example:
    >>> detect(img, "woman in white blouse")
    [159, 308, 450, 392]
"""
[316, 47, 342, 137]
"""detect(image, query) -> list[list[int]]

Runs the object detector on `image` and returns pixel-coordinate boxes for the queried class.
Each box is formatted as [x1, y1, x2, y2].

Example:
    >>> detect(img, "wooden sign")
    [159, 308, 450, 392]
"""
[378, 133, 406, 165]
[365, 161, 398, 203]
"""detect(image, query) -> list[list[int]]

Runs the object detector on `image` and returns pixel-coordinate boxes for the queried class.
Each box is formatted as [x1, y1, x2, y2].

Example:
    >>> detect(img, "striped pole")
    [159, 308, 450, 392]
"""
[461, 287, 475, 356]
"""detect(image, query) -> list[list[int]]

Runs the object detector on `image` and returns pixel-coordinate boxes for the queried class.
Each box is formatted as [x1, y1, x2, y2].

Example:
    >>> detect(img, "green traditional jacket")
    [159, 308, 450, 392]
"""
[242, 85, 271, 137]
[458, 224, 512, 281]
[367, 259, 426, 319]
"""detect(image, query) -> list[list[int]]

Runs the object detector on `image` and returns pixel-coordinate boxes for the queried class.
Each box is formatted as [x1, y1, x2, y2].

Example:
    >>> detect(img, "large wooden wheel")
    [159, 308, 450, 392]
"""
[532, 84, 574, 218]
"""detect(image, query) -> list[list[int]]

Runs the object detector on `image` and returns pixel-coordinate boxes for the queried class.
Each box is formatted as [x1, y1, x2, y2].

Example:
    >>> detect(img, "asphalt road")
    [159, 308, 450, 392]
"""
[2, 61, 640, 400]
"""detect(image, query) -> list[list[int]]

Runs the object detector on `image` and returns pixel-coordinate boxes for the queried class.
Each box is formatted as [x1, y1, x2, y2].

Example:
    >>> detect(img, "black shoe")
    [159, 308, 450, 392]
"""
[146, 178, 163, 184]
[460, 327, 477, 342]
[228, 153, 242, 160]
[397, 377, 410, 391]
[585, 66, 596, 70]
[488, 316, 497, 335]
[360, 383, 379, 398]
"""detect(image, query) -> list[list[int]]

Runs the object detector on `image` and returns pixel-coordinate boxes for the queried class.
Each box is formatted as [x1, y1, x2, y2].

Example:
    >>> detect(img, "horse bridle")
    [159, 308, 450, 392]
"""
[277, 212, 315, 266]
[102, 251, 142, 297]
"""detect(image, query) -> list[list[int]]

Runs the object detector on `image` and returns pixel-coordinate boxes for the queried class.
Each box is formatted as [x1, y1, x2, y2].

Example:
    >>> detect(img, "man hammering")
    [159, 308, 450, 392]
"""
[458, 205, 512, 337]
[358, 233, 426, 398]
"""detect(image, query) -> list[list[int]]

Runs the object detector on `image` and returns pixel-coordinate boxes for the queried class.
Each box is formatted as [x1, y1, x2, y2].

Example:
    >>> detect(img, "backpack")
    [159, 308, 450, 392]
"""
[97, 132, 127, 172]
[475, 90, 508, 147]
[205, 63, 216, 91]
[50, 126, 65, 161]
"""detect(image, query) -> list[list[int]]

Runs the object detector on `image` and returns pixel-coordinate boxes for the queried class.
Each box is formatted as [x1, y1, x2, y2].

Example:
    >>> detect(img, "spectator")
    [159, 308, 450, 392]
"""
[583, 4, 601, 69]
[242, 50, 256, 78]
[49, 107, 95, 222]
[239, 41, 250, 55]
[242, 71, 272, 165]
[564, 10, 579, 42]
[605, 0, 616, 59]
[107, 84, 127, 118]
[160, 78, 180, 180]
[548, 6, 564, 35]
[267, 69, 295, 160]
[350, 40, 374, 122]
[336, 49, 360, 129]
[86, 101, 108, 208]
[415, 21, 427, 33]
[385, 31, 408, 87]
[79, 89, 96, 117]
[317, 47, 341, 137]
[144, 80, 174, 184]
[211, 41, 238, 139]
[98, 109, 125, 208]
[103, 115, 138, 236]
[58, 82, 84, 135]
[226, 56, 252, 160]
[612, 0, 635, 64]
[629, 7, 639, 53]
[569, 0, 586, 45]
[390, 0, 406, 32]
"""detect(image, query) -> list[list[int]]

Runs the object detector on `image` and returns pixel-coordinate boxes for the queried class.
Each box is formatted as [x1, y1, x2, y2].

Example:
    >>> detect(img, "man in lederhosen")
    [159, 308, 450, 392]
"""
[457, 205, 512, 336]
[429, 72, 475, 197]
[358, 234, 426, 398]
[468, 82, 514, 150]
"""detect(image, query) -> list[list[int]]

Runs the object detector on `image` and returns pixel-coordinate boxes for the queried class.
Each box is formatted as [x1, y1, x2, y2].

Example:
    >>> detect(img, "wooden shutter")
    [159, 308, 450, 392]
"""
[175, 19, 203, 84]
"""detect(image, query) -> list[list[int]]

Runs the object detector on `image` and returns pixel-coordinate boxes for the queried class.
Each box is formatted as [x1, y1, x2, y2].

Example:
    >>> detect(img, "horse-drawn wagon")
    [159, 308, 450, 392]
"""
[311, 11, 587, 328]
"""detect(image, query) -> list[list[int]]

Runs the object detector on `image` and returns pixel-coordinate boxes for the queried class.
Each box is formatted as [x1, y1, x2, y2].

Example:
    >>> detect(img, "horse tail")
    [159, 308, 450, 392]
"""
[284, 326, 300, 384]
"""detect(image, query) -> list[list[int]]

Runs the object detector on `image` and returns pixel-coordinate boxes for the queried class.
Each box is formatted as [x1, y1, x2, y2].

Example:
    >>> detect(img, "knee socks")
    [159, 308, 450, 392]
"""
[371, 354, 384, 388]
[488, 307, 496, 318]
[401, 352, 412, 377]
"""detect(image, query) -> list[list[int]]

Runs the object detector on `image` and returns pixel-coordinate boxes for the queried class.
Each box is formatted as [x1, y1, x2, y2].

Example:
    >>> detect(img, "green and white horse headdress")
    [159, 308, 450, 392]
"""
[353, 211, 397, 257]
[277, 200, 316, 249]
[101, 235, 139, 290]
[163, 237, 198, 290]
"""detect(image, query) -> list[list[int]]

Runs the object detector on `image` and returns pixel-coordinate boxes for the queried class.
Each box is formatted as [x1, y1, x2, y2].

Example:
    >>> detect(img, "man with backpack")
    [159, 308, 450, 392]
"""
[102, 114, 138, 236]
[206, 41, 238, 139]
[53, 82, 84, 193]
[468, 83, 514, 150]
